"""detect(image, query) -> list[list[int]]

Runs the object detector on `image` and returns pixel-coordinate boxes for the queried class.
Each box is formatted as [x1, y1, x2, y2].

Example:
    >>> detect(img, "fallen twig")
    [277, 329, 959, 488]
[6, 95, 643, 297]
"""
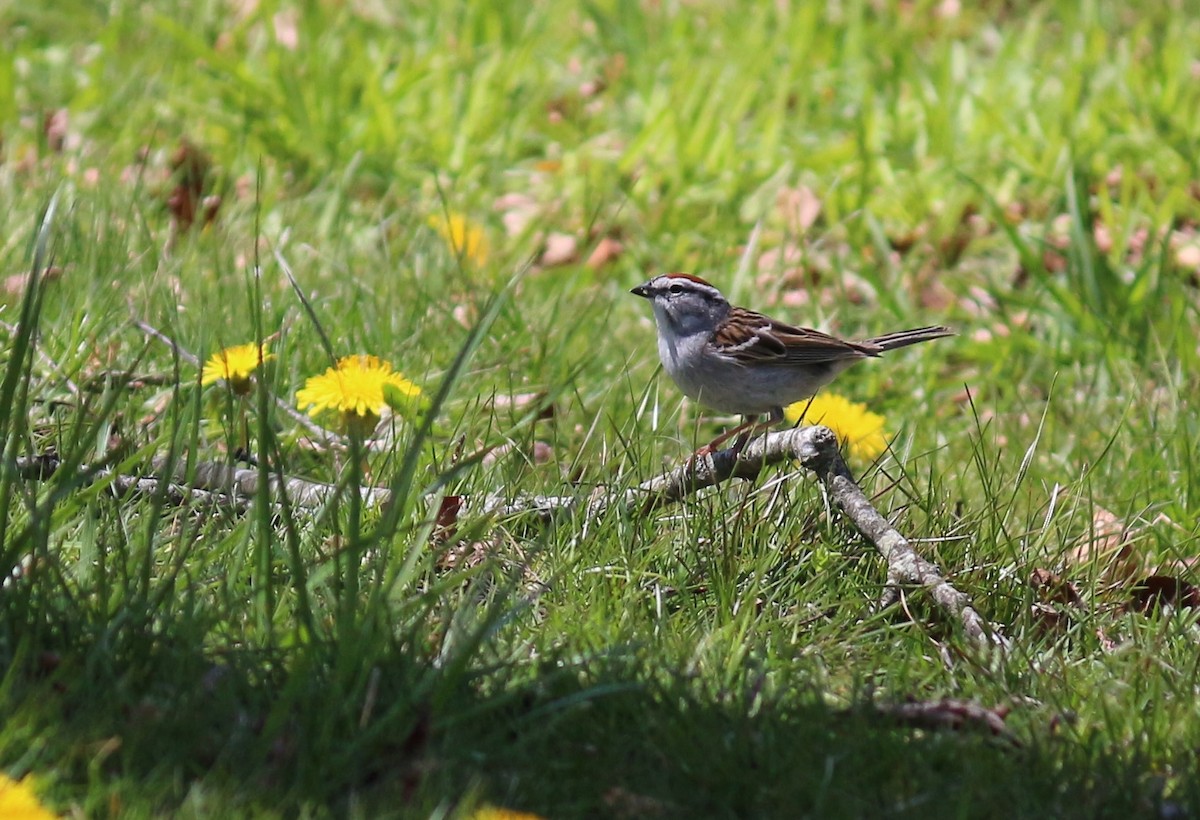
[11, 423, 1003, 647]
[869, 697, 1018, 744]
[480, 425, 1006, 647]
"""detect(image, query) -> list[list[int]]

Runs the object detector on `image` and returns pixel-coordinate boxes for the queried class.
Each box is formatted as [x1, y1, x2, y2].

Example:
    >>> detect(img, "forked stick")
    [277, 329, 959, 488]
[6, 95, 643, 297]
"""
[11, 425, 1003, 648]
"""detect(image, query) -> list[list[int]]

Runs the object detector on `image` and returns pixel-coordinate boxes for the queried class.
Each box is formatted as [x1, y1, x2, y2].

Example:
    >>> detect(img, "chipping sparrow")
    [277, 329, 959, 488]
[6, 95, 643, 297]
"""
[631, 273, 953, 454]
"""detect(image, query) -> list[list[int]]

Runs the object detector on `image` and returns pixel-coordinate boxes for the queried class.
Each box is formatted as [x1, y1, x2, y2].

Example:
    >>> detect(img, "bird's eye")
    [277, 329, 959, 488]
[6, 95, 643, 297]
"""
[668, 284, 684, 295]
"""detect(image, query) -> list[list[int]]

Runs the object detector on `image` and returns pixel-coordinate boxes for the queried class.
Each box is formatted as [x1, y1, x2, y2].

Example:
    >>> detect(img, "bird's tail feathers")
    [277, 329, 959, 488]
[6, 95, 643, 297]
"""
[863, 326, 955, 352]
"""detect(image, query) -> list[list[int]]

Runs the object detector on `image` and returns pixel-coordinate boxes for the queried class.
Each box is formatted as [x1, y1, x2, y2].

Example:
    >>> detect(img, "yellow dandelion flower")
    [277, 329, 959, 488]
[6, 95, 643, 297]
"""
[296, 354, 421, 433]
[201, 342, 272, 394]
[0, 774, 56, 820]
[429, 212, 489, 266]
[783, 392, 889, 461]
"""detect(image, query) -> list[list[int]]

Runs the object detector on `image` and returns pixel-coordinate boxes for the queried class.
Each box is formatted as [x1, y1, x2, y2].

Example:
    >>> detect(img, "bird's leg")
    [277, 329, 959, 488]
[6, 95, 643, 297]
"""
[693, 416, 759, 460]
[693, 408, 785, 461]
[728, 407, 784, 459]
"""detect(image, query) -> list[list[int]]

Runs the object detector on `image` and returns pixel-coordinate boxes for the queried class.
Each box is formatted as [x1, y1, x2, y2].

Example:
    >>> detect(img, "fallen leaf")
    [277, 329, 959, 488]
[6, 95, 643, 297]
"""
[579, 75, 606, 98]
[917, 277, 956, 311]
[452, 303, 476, 328]
[1174, 240, 1200, 270]
[531, 440, 554, 464]
[436, 538, 495, 572]
[888, 223, 926, 254]
[539, 232, 578, 266]
[873, 698, 1018, 744]
[273, 9, 299, 49]
[603, 53, 627, 86]
[586, 235, 623, 269]
[1130, 575, 1200, 613]
[937, 203, 980, 266]
[1029, 568, 1084, 607]
[481, 440, 556, 467]
[166, 139, 222, 233]
[44, 108, 69, 152]
[4, 265, 64, 296]
[490, 391, 556, 420]
[494, 192, 540, 237]
[1041, 249, 1067, 274]
[756, 243, 806, 275]
[775, 184, 822, 234]
[1066, 505, 1142, 584]
[433, 495, 463, 545]
[935, 0, 961, 18]
[1029, 568, 1084, 633]
[603, 786, 672, 818]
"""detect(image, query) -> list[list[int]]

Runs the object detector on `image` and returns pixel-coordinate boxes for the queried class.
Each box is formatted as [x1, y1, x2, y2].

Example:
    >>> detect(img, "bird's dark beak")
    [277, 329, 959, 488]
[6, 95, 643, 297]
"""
[631, 283, 650, 298]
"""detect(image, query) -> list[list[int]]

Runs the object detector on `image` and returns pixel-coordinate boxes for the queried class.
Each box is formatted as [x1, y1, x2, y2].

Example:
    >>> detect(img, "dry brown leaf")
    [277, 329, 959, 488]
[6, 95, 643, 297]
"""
[436, 538, 498, 572]
[888, 223, 925, 255]
[480, 443, 516, 468]
[494, 192, 540, 237]
[1030, 568, 1084, 607]
[603, 53, 627, 86]
[166, 139, 221, 232]
[1029, 568, 1084, 633]
[603, 786, 672, 819]
[935, 0, 961, 18]
[490, 391, 556, 420]
[531, 440, 555, 465]
[875, 698, 1018, 743]
[917, 277, 956, 311]
[481, 440, 556, 467]
[44, 109, 69, 153]
[1042, 249, 1068, 274]
[229, 0, 260, 20]
[4, 266, 64, 296]
[775, 184, 822, 234]
[586, 235, 623, 269]
[756, 243, 805, 275]
[540, 232, 578, 266]
[1130, 575, 1200, 613]
[579, 75, 606, 98]
[1066, 505, 1142, 584]
[452, 303, 476, 328]
[432, 495, 463, 545]
[1173, 239, 1200, 270]
[273, 9, 299, 49]
[937, 203, 980, 266]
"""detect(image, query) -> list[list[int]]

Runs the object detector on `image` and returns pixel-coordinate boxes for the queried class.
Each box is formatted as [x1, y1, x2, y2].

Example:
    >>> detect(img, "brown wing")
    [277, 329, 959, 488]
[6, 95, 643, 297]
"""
[709, 307, 878, 366]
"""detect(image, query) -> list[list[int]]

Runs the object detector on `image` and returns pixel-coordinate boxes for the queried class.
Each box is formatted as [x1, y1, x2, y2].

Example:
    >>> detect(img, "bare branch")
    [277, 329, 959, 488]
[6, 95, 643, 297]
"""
[534, 425, 1006, 648]
[12, 422, 1005, 648]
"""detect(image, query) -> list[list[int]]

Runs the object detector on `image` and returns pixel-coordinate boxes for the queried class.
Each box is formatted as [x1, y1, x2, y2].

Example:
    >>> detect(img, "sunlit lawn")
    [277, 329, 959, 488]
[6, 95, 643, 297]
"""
[2, 1, 1200, 816]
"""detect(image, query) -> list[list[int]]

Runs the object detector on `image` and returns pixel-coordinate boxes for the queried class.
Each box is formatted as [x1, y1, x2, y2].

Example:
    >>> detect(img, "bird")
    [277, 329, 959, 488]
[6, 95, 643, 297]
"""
[631, 272, 954, 455]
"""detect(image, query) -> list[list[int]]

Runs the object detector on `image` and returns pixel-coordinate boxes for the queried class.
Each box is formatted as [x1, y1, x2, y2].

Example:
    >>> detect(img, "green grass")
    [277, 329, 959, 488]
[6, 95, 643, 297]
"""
[3, 0, 1200, 816]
